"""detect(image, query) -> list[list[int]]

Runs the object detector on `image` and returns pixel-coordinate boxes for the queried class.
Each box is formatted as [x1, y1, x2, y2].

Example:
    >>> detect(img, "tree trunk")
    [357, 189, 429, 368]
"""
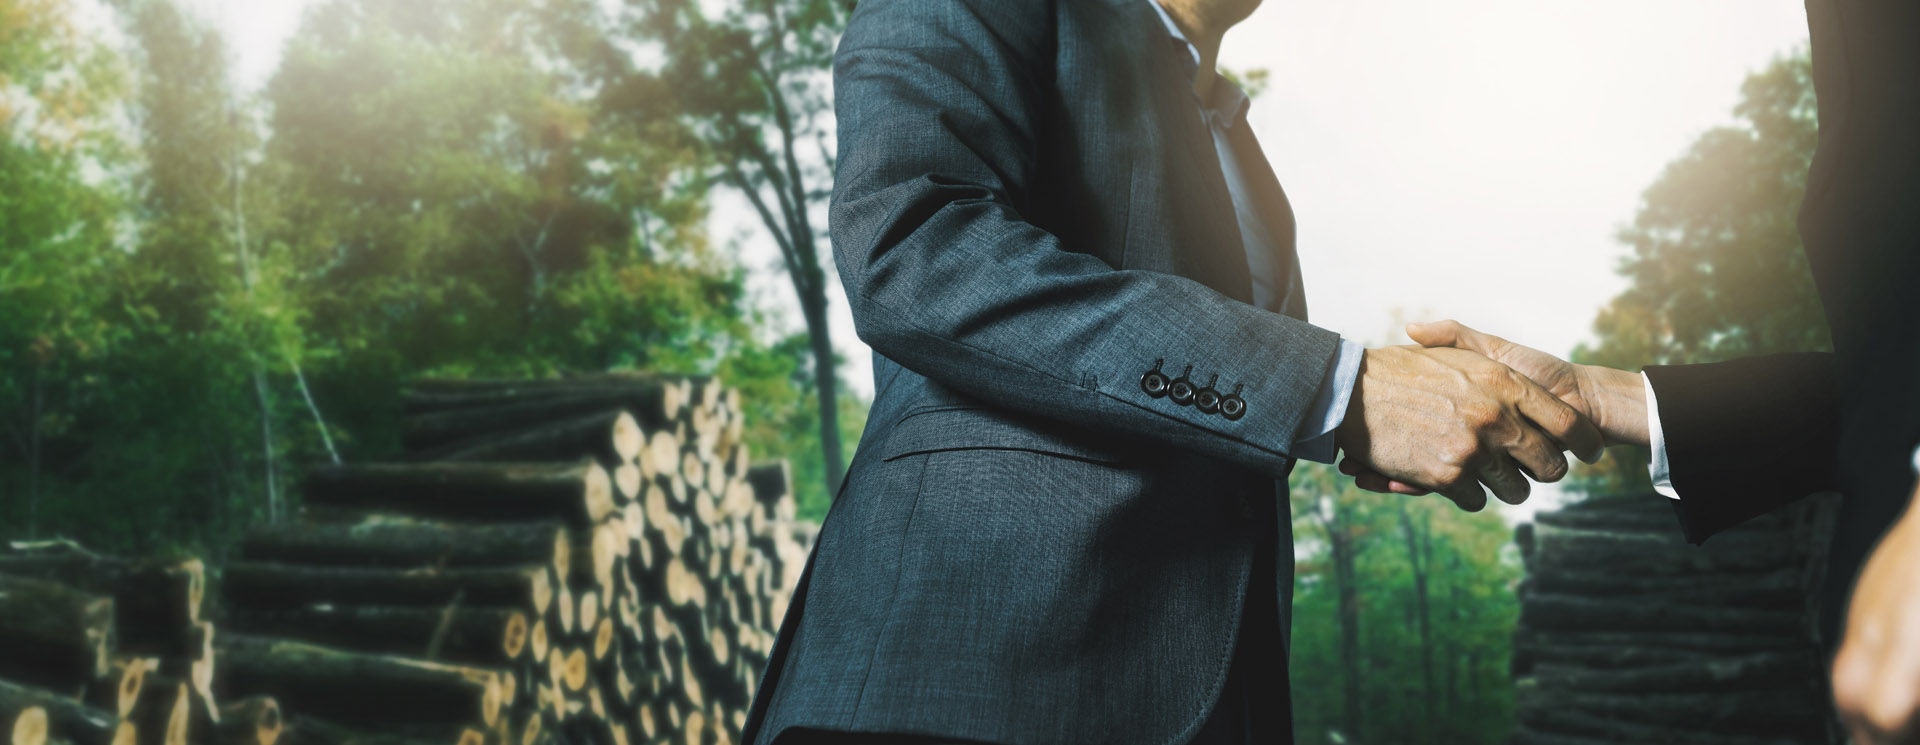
[1319, 501, 1363, 742]
[224, 606, 528, 667]
[1398, 505, 1435, 740]
[299, 461, 612, 528]
[27, 365, 43, 538]
[0, 549, 203, 644]
[239, 521, 566, 570]
[217, 634, 503, 729]
[1518, 594, 1803, 635]
[797, 288, 844, 498]
[406, 410, 641, 467]
[0, 573, 114, 690]
[222, 562, 547, 612]
[403, 389, 671, 454]
[274, 716, 456, 745]
[251, 370, 279, 525]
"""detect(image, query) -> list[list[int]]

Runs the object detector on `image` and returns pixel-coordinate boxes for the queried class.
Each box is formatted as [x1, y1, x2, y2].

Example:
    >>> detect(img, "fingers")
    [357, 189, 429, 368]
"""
[1511, 377, 1606, 465]
[1435, 479, 1487, 513]
[1502, 421, 1572, 487]
[1406, 320, 1484, 351]
[1471, 452, 1532, 505]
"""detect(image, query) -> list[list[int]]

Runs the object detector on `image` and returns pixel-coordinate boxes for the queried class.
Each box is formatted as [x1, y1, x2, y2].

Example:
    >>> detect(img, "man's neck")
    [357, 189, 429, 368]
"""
[1153, 0, 1228, 100]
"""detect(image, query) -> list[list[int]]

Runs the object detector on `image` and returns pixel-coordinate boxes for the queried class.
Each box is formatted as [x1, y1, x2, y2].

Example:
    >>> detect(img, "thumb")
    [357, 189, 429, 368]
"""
[1406, 320, 1465, 348]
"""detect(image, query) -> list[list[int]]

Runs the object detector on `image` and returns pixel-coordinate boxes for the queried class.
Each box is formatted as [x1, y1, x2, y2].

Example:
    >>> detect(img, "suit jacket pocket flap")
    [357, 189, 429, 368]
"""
[880, 405, 1132, 465]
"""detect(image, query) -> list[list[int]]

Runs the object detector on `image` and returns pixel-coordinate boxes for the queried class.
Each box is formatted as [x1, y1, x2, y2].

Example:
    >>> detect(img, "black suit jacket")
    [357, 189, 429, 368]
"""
[1645, 0, 1920, 644]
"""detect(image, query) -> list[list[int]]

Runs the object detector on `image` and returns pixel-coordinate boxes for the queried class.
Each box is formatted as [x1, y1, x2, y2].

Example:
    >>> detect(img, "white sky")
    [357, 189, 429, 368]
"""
[207, 0, 1810, 516]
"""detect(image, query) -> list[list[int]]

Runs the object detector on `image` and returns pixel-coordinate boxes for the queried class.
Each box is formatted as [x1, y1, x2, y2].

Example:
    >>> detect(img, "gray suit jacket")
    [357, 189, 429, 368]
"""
[745, 1, 1343, 742]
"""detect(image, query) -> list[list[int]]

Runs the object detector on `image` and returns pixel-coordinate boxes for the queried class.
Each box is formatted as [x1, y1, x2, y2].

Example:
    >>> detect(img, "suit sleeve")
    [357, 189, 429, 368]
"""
[1643, 352, 1839, 543]
[830, 0, 1343, 478]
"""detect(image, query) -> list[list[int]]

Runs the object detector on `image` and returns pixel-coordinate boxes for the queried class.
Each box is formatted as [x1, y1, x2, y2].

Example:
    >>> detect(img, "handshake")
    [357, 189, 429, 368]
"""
[1333, 320, 1650, 511]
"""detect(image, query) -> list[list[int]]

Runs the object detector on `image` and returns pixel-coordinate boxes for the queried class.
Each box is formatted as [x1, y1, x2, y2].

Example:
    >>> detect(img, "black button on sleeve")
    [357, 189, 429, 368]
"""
[1168, 365, 1196, 406]
[1140, 359, 1170, 398]
[1220, 384, 1246, 421]
[1194, 375, 1221, 415]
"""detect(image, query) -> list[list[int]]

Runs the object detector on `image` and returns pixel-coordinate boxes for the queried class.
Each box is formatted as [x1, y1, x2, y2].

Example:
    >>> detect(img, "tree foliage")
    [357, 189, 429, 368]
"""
[1289, 463, 1522, 745]
[1569, 50, 1828, 495]
[0, 0, 858, 553]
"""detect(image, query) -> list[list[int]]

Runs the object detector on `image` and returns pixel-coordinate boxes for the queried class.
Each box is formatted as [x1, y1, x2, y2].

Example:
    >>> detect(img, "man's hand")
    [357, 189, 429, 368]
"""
[1404, 320, 1649, 446]
[1333, 345, 1604, 511]
[1833, 481, 1920, 745]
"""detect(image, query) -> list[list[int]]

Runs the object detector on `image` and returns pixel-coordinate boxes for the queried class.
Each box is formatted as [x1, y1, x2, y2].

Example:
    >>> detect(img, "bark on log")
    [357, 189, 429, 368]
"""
[1519, 593, 1803, 635]
[1530, 651, 1819, 693]
[407, 410, 642, 467]
[275, 717, 452, 745]
[0, 573, 114, 688]
[302, 462, 614, 528]
[240, 521, 567, 570]
[225, 606, 528, 666]
[402, 375, 693, 416]
[223, 562, 547, 611]
[217, 635, 503, 729]
[1528, 523, 1803, 576]
[403, 390, 669, 453]
[1520, 568, 1804, 610]
[1513, 682, 1826, 739]
[0, 551, 200, 647]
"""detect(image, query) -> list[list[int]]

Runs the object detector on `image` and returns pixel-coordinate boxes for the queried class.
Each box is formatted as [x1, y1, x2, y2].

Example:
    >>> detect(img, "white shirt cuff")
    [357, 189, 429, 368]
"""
[1291, 338, 1364, 464]
[1645, 372, 1678, 500]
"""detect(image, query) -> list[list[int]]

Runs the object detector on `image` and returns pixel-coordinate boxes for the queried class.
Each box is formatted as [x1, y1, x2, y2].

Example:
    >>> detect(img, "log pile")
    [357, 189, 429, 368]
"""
[0, 542, 274, 745]
[221, 374, 814, 745]
[1508, 494, 1838, 745]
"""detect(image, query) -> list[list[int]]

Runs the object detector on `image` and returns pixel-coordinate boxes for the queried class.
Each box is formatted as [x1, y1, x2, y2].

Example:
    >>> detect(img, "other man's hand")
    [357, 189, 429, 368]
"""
[1333, 345, 1603, 511]
[1833, 480, 1920, 745]
[1405, 320, 1649, 446]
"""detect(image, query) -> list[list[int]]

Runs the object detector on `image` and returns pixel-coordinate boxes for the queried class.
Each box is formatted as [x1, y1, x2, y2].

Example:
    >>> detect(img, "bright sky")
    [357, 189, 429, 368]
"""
[207, 0, 1809, 514]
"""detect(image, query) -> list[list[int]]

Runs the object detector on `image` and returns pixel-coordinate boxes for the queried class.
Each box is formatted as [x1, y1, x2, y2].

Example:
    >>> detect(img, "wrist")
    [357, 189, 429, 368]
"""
[1578, 365, 1648, 447]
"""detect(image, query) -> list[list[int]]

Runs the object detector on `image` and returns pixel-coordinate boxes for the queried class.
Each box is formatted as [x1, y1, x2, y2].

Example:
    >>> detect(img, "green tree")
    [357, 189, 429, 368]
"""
[1569, 50, 1827, 494]
[587, 0, 854, 498]
[1290, 463, 1521, 745]
[0, 0, 132, 537]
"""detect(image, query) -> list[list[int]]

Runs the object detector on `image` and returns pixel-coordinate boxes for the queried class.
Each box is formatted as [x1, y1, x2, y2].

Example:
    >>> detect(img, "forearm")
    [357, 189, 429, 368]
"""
[834, 0, 1348, 475]
[1576, 364, 1650, 447]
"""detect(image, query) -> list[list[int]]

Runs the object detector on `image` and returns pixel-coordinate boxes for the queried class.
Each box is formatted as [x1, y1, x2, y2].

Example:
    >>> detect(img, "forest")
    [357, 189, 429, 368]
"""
[3, 0, 1827, 742]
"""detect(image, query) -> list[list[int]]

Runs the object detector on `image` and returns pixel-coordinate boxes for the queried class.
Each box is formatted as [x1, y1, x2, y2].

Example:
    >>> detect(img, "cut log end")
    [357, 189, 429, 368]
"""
[501, 612, 529, 661]
[216, 698, 283, 745]
[9, 707, 46, 745]
[562, 649, 590, 693]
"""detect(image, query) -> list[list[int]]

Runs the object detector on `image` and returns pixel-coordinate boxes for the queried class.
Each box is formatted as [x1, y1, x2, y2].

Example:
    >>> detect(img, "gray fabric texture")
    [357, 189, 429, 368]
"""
[743, 1, 1343, 743]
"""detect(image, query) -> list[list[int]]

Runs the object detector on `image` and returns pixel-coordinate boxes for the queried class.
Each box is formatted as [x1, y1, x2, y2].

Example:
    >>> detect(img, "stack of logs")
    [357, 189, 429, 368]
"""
[0, 542, 283, 745]
[219, 374, 815, 745]
[1508, 493, 1837, 745]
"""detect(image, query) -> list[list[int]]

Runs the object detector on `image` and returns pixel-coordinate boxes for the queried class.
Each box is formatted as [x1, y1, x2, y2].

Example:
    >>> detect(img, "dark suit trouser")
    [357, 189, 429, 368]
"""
[772, 532, 1291, 745]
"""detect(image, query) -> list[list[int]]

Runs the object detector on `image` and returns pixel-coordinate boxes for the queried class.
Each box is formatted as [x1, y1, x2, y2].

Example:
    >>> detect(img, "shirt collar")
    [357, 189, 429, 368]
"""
[1146, 0, 1252, 128]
